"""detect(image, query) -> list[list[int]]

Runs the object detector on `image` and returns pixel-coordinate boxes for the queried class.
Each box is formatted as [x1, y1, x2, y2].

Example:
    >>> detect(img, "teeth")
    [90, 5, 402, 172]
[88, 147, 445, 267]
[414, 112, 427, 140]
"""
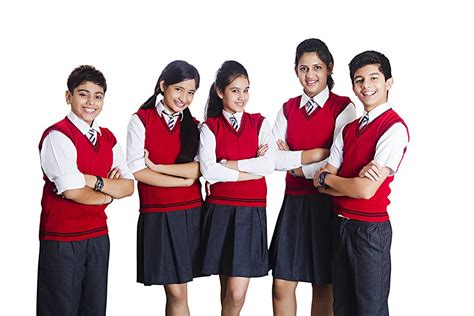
[84, 108, 96, 113]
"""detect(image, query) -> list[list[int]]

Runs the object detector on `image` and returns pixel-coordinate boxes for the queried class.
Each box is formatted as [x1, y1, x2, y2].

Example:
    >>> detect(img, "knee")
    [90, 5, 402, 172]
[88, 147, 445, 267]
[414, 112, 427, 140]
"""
[273, 279, 296, 301]
[165, 285, 187, 303]
[312, 284, 333, 300]
[225, 288, 247, 308]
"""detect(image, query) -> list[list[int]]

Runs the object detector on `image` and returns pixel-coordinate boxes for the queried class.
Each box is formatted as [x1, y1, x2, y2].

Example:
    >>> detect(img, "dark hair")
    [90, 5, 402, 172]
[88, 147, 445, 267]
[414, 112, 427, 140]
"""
[67, 65, 107, 93]
[206, 60, 249, 118]
[294, 38, 334, 90]
[140, 60, 201, 163]
[349, 50, 392, 83]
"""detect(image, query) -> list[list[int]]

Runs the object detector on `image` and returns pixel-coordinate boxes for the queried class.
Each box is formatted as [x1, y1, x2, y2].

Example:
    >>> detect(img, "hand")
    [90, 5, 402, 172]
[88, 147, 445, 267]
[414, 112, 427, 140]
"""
[359, 160, 382, 182]
[206, 181, 211, 196]
[277, 139, 290, 151]
[84, 174, 96, 189]
[257, 144, 269, 157]
[107, 167, 122, 179]
[144, 149, 159, 171]
[182, 178, 195, 187]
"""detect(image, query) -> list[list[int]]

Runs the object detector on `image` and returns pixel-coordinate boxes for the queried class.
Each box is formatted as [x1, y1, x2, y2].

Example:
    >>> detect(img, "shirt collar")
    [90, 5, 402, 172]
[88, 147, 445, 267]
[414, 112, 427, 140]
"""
[156, 99, 184, 121]
[361, 102, 392, 123]
[299, 86, 330, 108]
[222, 109, 244, 125]
[67, 111, 101, 135]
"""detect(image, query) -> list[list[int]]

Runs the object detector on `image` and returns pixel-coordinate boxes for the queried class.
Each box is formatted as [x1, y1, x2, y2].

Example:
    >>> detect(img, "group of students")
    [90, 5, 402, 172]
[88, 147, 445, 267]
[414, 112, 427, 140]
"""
[37, 38, 409, 316]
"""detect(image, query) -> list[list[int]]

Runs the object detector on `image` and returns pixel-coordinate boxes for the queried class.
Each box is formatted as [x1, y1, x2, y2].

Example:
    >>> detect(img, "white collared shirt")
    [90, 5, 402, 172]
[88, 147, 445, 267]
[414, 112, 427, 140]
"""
[328, 102, 409, 175]
[272, 87, 357, 178]
[126, 99, 194, 174]
[40, 111, 133, 194]
[199, 110, 277, 184]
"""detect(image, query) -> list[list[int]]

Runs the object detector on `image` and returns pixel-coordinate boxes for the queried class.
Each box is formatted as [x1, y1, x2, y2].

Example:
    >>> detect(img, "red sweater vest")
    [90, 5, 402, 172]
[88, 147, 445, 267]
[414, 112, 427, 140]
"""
[205, 112, 267, 207]
[333, 109, 409, 222]
[38, 117, 116, 241]
[284, 92, 351, 195]
[135, 108, 202, 212]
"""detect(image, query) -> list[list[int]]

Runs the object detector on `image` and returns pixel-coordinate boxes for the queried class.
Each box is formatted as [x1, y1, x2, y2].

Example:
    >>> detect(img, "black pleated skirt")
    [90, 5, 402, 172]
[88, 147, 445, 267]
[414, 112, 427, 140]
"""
[137, 207, 202, 285]
[201, 203, 269, 278]
[269, 194, 333, 284]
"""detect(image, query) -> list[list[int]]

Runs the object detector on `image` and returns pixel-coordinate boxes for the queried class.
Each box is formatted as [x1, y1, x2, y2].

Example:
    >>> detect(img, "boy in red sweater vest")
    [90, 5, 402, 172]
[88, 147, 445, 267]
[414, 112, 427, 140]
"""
[314, 51, 409, 316]
[37, 65, 134, 315]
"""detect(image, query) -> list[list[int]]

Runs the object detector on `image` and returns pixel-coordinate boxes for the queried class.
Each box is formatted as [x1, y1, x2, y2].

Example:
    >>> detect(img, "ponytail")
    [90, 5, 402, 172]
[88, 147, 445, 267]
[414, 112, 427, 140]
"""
[206, 83, 224, 119]
[176, 108, 199, 163]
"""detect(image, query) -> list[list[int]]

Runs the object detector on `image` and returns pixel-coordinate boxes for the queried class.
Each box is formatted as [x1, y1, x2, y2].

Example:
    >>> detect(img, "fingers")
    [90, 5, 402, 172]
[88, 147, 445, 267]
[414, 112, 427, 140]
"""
[257, 144, 269, 157]
[108, 168, 122, 179]
[360, 160, 382, 181]
[277, 139, 290, 151]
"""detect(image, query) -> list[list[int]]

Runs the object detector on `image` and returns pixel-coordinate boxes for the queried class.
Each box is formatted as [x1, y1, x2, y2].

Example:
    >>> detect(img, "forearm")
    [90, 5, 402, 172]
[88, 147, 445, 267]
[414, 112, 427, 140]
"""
[236, 171, 263, 182]
[301, 148, 330, 165]
[324, 175, 378, 199]
[62, 187, 112, 205]
[150, 161, 201, 179]
[318, 186, 346, 196]
[133, 168, 194, 187]
[227, 158, 275, 176]
[84, 175, 134, 198]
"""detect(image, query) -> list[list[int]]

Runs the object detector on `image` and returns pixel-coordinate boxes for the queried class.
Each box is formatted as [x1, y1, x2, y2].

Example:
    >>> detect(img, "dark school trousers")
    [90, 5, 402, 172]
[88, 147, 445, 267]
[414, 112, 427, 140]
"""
[37, 234, 110, 316]
[332, 216, 392, 316]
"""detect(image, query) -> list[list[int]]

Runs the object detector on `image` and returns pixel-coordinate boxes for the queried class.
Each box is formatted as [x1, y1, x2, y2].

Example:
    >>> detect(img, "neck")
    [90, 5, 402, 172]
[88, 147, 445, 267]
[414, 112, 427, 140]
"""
[162, 101, 176, 115]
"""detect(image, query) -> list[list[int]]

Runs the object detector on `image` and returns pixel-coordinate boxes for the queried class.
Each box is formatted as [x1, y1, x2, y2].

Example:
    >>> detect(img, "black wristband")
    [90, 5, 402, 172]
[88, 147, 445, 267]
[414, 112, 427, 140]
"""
[94, 176, 104, 192]
[318, 171, 330, 189]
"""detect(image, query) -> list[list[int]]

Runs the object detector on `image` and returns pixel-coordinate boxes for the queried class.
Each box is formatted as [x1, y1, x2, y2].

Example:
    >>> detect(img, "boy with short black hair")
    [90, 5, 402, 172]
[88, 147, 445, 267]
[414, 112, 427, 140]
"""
[314, 51, 409, 315]
[37, 65, 134, 315]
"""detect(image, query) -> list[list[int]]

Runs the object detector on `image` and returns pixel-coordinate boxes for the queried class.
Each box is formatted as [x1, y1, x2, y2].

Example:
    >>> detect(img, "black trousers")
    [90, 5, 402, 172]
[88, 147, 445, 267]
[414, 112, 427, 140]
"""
[332, 217, 392, 316]
[37, 234, 110, 316]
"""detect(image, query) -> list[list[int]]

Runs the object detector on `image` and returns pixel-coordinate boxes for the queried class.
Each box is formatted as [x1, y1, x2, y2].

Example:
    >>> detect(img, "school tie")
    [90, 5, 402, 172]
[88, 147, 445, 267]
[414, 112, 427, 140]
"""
[162, 110, 179, 130]
[359, 113, 369, 130]
[88, 128, 97, 146]
[229, 115, 239, 130]
[306, 98, 316, 115]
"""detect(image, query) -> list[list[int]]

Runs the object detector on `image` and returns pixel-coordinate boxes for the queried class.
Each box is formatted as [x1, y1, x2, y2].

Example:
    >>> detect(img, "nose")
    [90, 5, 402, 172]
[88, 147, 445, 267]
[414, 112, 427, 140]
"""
[86, 95, 94, 105]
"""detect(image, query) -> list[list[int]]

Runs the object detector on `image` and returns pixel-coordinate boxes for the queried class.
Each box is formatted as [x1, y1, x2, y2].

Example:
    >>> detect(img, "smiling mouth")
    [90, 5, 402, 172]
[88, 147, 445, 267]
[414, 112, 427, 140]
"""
[83, 107, 97, 113]
[362, 90, 376, 97]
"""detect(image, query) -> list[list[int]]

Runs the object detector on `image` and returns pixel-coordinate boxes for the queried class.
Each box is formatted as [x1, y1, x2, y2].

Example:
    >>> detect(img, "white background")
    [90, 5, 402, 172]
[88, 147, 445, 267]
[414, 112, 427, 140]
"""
[1, 0, 473, 315]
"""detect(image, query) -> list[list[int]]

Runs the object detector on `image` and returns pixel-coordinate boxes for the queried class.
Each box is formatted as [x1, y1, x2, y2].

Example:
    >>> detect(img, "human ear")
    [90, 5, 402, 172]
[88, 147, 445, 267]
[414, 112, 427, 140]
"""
[386, 78, 394, 90]
[65, 90, 72, 104]
[159, 80, 167, 93]
[328, 64, 334, 75]
[216, 88, 224, 99]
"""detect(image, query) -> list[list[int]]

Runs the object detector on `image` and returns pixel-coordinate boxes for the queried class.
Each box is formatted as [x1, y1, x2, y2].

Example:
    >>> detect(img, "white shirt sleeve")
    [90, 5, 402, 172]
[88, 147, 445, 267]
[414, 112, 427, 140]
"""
[301, 103, 357, 178]
[237, 118, 276, 176]
[272, 107, 303, 171]
[199, 124, 239, 184]
[327, 126, 345, 170]
[112, 142, 134, 180]
[374, 123, 409, 175]
[126, 114, 147, 174]
[40, 131, 86, 194]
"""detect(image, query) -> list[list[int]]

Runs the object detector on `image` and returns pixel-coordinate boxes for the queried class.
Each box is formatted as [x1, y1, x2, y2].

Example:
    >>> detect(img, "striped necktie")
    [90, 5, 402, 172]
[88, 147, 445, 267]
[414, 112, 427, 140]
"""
[162, 110, 179, 130]
[306, 98, 316, 115]
[359, 114, 369, 130]
[229, 115, 239, 130]
[88, 128, 97, 145]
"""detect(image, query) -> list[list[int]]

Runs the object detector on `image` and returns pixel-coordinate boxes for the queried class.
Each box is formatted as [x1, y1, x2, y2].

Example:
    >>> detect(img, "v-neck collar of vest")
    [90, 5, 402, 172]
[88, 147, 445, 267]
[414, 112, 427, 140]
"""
[156, 109, 180, 135]
[65, 116, 101, 153]
[355, 109, 390, 137]
[222, 112, 246, 137]
[301, 93, 333, 121]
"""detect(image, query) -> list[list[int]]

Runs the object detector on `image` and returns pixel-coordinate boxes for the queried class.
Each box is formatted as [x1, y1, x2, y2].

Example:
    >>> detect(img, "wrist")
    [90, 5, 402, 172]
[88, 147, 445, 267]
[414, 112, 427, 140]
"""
[94, 176, 104, 192]
[318, 171, 330, 189]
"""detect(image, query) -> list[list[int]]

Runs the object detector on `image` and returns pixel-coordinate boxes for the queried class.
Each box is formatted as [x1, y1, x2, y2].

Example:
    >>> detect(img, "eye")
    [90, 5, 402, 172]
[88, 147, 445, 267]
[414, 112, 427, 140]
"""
[371, 76, 379, 81]
[299, 66, 308, 72]
[175, 87, 183, 92]
[315, 65, 322, 71]
[188, 91, 195, 96]
[95, 95, 103, 100]
[244, 88, 249, 94]
[354, 78, 363, 84]
[79, 92, 87, 97]
[232, 89, 239, 93]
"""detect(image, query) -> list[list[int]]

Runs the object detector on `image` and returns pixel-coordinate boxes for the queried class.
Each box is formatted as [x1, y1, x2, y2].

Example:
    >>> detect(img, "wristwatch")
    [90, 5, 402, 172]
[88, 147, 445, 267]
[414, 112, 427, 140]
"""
[94, 176, 104, 192]
[318, 171, 330, 189]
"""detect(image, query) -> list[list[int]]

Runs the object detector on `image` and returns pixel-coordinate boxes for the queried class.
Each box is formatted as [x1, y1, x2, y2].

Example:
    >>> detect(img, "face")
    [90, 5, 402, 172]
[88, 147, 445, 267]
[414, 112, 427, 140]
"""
[160, 79, 197, 114]
[352, 64, 393, 112]
[66, 81, 105, 126]
[296, 52, 332, 97]
[217, 76, 249, 114]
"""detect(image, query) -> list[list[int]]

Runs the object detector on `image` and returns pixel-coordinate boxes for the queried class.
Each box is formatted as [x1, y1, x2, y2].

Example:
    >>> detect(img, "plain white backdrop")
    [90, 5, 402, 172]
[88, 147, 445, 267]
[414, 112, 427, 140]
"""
[1, 0, 473, 315]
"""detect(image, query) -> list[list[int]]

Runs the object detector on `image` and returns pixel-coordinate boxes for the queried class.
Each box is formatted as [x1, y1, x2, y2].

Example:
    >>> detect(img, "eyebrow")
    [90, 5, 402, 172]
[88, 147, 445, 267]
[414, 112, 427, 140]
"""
[77, 89, 104, 95]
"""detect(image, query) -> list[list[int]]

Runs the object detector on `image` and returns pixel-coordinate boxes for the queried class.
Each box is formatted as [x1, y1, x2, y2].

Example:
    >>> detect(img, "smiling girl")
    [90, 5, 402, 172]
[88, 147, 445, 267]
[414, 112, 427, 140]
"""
[269, 39, 357, 316]
[199, 60, 276, 316]
[126, 60, 202, 316]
